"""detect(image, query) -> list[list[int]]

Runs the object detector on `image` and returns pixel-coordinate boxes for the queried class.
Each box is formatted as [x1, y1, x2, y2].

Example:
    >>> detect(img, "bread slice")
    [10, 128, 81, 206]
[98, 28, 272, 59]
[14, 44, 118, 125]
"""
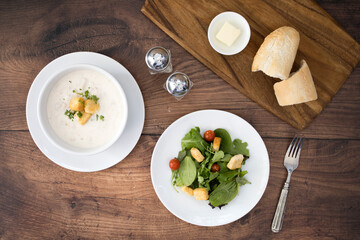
[252, 26, 300, 80]
[273, 60, 318, 106]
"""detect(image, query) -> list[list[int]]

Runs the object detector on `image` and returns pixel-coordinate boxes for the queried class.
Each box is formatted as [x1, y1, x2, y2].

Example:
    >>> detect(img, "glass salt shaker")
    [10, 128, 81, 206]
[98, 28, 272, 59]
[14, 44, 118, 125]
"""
[145, 46, 173, 74]
[164, 72, 193, 100]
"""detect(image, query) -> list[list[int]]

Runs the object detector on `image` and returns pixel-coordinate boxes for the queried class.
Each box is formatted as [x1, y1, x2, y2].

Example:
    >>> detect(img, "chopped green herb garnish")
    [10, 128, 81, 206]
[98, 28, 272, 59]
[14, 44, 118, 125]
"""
[100, 115, 104, 121]
[64, 109, 76, 120]
[78, 99, 85, 105]
[89, 95, 99, 104]
[77, 111, 83, 118]
[75, 89, 99, 104]
[96, 114, 99, 121]
[72, 90, 75, 93]
[69, 81, 72, 83]
[79, 88, 82, 90]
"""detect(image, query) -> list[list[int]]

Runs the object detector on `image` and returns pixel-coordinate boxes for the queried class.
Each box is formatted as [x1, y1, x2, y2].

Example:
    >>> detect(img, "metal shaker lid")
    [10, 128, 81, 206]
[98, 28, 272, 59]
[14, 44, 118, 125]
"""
[165, 72, 192, 98]
[145, 46, 170, 71]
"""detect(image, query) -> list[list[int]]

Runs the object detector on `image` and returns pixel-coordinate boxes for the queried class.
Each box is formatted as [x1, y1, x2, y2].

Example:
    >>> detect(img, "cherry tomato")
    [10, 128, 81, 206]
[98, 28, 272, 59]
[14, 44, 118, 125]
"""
[210, 163, 220, 172]
[169, 158, 180, 170]
[204, 130, 215, 142]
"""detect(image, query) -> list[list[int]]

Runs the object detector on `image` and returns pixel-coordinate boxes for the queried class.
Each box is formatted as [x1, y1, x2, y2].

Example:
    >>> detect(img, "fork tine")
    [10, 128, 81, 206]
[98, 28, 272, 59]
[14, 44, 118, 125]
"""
[290, 136, 301, 157]
[294, 137, 305, 158]
[285, 136, 298, 157]
[289, 137, 296, 157]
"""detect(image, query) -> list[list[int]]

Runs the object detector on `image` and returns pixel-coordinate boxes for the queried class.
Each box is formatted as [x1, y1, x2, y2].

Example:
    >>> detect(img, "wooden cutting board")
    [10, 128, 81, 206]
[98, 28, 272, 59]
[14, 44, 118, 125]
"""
[141, 0, 360, 129]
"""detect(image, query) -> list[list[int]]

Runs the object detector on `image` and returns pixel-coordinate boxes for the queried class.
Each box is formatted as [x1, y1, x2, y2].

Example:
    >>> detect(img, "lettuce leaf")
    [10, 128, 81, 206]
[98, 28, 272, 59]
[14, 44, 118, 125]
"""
[220, 154, 232, 162]
[236, 176, 251, 186]
[177, 150, 187, 161]
[181, 127, 209, 153]
[233, 139, 249, 157]
[217, 170, 239, 183]
[211, 150, 224, 163]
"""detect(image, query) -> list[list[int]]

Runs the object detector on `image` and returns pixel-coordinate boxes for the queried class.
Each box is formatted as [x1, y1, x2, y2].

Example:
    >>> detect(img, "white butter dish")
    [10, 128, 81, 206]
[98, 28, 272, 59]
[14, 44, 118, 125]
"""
[208, 11, 251, 55]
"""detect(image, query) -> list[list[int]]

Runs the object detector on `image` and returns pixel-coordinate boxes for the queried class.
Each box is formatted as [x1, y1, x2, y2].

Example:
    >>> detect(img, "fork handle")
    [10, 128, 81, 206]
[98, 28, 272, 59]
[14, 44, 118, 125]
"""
[271, 180, 290, 233]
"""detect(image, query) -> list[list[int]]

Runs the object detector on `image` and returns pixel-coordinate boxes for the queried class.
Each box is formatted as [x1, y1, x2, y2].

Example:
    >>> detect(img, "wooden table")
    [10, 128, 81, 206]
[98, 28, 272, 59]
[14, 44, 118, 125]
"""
[0, 0, 359, 239]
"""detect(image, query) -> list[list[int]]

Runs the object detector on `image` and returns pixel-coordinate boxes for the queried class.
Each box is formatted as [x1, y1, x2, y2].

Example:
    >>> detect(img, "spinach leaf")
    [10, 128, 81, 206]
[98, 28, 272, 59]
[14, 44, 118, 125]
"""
[235, 171, 250, 186]
[194, 160, 200, 169]
[181, 127, 209, 153]
[177, 150, 187, 162]
[217, 162, 228, 173]
[209, 180, 239, 207]
[217, 170, 239, 183]
[220, 154, 232, 162]
[214, 128, 249, 156]
[179, 156, 197, 186]
[209, 172, 219, 182]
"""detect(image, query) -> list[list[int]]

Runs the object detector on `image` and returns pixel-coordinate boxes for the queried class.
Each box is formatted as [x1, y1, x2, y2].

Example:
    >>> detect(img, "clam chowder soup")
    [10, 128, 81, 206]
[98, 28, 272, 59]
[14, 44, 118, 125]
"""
[47, 69, 126, 149]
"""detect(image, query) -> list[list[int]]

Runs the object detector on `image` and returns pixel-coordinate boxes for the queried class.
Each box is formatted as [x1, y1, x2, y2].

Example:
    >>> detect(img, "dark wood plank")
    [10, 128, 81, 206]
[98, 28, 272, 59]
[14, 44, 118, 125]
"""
[0, 132, 359, 239]
[317, 0, 360, 43]
[141, 0, 360, 129]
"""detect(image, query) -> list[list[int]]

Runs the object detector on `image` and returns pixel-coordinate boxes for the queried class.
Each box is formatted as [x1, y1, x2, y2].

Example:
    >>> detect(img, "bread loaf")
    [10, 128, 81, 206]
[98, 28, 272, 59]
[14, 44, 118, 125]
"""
[252, 26, 300, 80]
[273, 60, 318, 106]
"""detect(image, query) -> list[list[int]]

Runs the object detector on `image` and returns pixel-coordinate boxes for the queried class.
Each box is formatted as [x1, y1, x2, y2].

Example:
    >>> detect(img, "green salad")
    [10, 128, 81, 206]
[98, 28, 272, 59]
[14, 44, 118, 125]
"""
[168, 127, 250, 209]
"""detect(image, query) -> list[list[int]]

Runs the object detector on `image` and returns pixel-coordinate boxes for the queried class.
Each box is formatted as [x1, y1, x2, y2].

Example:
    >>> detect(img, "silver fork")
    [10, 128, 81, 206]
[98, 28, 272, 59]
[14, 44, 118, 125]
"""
[271, 136, 304, 233]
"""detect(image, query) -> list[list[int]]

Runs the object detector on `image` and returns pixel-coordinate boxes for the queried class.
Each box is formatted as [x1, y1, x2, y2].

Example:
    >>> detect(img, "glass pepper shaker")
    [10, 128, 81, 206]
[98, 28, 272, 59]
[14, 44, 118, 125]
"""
[145, 46, 173, 74]
[164, 72, 193, 100]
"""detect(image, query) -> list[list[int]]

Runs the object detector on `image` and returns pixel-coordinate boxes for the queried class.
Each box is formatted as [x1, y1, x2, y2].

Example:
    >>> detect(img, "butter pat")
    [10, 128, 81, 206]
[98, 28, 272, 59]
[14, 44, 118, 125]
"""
[216, 21, 241, 47]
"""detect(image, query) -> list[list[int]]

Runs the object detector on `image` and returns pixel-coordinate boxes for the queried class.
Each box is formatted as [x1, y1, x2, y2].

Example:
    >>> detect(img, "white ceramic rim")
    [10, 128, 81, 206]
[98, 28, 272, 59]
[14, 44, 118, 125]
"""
[37, 63, 128, 156]
[208, 11, 251, 55]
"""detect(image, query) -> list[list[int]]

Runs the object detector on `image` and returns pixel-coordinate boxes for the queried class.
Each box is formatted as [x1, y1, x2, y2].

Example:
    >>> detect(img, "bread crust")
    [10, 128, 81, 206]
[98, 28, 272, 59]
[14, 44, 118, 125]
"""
[252, 26, 300, 80]
[273, 60, 318, 106]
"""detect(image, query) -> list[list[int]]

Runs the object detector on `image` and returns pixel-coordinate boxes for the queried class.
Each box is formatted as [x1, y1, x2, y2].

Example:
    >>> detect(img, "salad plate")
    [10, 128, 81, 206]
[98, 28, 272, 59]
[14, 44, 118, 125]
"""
[26, 52, 145, 172]
[151, 110, 269, 226]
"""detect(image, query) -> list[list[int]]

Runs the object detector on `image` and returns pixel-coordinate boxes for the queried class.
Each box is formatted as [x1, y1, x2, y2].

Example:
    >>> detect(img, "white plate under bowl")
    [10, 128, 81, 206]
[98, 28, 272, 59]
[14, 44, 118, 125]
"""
[208, 12, 251, 55]
[26, 52, 145, 172]
[151, 110, 269, 226]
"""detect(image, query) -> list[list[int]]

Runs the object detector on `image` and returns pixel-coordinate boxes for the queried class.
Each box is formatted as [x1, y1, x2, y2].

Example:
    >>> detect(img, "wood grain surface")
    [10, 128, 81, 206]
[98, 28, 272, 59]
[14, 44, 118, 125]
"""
[141, 0, 360, 130]
[0, 0, 359, 239]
